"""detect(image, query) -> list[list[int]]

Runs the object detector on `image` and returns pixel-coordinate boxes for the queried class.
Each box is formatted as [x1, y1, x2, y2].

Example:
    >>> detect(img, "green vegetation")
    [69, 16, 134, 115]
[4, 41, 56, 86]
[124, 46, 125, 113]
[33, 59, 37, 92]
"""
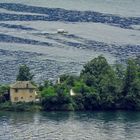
[0, 56, 140, 111]
[16, 64, 34, 81]
[0, 102, 42, 111]
[0, 85, 9, 103]
[40, 56, 140, 111]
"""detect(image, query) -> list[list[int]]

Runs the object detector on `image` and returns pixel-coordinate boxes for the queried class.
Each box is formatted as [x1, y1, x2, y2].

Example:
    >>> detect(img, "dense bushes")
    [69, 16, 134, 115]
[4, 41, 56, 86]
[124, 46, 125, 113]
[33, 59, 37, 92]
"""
[0, 85, 9, 103]
[0, 102, 42, 111]
[0, 55, 139, 111]
[41, 56, 140, 111]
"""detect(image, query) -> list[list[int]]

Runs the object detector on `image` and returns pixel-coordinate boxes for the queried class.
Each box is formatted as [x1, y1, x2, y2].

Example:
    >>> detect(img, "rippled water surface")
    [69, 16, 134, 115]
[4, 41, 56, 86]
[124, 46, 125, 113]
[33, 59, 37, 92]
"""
[0, 111, 140, 140]
[0, 0, 140, 84]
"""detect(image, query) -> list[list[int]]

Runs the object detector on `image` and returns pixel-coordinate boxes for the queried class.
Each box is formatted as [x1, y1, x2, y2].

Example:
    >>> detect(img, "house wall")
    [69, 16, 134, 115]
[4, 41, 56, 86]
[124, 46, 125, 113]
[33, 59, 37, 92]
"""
[10, 88, 36, 103]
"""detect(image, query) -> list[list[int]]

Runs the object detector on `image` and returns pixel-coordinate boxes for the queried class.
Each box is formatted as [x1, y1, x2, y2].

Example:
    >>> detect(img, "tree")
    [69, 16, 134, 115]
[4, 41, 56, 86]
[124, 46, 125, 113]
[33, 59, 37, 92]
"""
[81, 55, 112, 87]
[39, 56, 140, 111]
[0, 85, 9, 103]
[73, 80, 92, 94]
[123, 59, 140, 109]
[59, 74, 79, 87]
[81, 55, 120, 109]
[124, 59, 138, 95]
[16, 65, 34, 81]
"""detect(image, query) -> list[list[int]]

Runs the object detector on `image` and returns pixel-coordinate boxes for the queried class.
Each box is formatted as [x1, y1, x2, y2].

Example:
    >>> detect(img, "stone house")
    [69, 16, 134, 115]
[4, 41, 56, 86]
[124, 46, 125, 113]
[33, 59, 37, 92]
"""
[10, 81, 37, 103]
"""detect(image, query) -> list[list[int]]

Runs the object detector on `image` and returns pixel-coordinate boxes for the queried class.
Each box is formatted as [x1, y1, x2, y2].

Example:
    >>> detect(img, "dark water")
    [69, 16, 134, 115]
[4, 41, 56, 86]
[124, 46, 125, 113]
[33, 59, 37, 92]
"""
[0, 111, 140, 140]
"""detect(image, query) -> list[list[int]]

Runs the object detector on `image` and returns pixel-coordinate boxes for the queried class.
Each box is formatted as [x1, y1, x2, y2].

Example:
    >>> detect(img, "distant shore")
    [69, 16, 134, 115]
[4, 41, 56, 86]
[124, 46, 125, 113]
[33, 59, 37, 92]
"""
[0, 56, 140, 112]
[0, 101, 140, 112]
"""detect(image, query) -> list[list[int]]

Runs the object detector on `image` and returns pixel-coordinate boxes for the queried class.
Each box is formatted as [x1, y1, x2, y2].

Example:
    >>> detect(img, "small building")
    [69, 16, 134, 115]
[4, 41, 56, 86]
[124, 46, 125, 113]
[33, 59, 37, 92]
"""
[10, 81, 37, 103]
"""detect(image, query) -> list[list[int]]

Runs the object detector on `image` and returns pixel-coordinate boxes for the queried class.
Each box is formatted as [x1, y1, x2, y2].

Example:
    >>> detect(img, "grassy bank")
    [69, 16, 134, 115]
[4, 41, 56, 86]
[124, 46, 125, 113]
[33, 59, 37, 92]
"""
[0, 102, 42, 112]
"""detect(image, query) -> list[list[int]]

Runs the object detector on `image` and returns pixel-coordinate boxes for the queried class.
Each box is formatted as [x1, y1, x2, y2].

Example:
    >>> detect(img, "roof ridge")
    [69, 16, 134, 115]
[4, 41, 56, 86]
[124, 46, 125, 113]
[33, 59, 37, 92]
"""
[10, 81, 36, 89]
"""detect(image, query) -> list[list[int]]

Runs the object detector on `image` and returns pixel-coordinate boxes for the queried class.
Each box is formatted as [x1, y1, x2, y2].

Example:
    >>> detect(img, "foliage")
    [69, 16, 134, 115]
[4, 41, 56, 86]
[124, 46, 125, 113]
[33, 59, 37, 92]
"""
[1, 56, 140, 111]
[0, 102, 42, 111]
[40, 56, 140, 111]
[0, 85, 10, 103]
[122, 59, 140, 109]
[16, 64, 34, 81]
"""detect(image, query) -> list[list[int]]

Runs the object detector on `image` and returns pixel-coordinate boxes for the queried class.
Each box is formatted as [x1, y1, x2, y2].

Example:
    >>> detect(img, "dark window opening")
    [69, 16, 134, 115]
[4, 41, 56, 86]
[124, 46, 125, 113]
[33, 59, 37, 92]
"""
[26, 84, 29, 88]
[14, 97, 18, 101]
[15, 89, 18, 93]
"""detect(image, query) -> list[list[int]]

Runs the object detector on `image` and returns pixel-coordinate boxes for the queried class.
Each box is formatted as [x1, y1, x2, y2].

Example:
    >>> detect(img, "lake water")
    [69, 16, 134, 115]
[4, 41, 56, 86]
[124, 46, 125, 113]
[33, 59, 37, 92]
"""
[0, 0, 140, 84]
[0, 111, 140, 140]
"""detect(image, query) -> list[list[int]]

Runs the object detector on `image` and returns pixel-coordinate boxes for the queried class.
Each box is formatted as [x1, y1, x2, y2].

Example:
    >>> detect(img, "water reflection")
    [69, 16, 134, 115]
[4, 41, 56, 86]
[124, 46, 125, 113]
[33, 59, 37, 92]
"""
[41, 111, 71, 122]
[0, 111, 140, 140]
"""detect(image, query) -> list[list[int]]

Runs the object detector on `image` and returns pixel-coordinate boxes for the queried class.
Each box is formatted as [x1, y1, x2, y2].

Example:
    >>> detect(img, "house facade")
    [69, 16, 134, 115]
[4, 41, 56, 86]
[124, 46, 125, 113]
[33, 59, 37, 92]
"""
[10, 81, 36, 103]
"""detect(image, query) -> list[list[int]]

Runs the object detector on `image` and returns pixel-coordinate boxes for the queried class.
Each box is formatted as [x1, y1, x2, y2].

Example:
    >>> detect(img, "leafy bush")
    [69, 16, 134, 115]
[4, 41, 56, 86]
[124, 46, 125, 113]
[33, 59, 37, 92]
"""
[40, 56, 140, 111]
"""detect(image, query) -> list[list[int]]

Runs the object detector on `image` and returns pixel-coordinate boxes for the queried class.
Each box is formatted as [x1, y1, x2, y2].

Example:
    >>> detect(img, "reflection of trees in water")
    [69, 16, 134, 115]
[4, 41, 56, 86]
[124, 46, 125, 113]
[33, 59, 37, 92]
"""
[78, 111, 140, 122]
[0, 111, 35, 125]
[41, 111, 72, 122]
[99, 111, 140, 139]
[0, 111, 72, 124]
[1, 111, 140, 123]
[73, 111, 140, 140]
[0, 111, 140, 139]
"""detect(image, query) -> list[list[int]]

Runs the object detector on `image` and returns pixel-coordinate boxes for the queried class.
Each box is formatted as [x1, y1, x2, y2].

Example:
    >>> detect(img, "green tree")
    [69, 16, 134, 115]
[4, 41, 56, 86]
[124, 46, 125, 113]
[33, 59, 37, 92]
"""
[73, 80, 92, 94]
[0, 85, 9, 103]
[81, 55, 112, 87]
[40, 56, 140, 111]
[81, 55, 120, 109]
[16, 65, 34, 81]
[124, 59, 138, 95]
[41, 86, 56, 98]
[123, 59, 140, 109]
[83, 92, 100, 110]
[59, 74, 79, 87]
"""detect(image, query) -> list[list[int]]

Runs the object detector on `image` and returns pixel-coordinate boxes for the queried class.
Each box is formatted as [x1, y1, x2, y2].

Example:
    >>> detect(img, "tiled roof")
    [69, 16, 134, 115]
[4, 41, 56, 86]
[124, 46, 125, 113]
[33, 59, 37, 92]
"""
[10, 81, 36, 89]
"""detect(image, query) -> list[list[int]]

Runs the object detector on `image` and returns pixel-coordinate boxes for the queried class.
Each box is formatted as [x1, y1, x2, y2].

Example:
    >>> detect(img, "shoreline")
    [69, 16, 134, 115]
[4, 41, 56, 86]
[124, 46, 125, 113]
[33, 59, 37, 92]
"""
[0, 102, 140, 112]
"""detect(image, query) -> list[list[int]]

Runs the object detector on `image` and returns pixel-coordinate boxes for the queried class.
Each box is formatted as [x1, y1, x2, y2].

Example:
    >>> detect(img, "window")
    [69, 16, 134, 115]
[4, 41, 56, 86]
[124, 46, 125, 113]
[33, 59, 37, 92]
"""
[26, 84, 29, 88]
[14, 97, 18, 101]
[15, 89, 18, 93]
